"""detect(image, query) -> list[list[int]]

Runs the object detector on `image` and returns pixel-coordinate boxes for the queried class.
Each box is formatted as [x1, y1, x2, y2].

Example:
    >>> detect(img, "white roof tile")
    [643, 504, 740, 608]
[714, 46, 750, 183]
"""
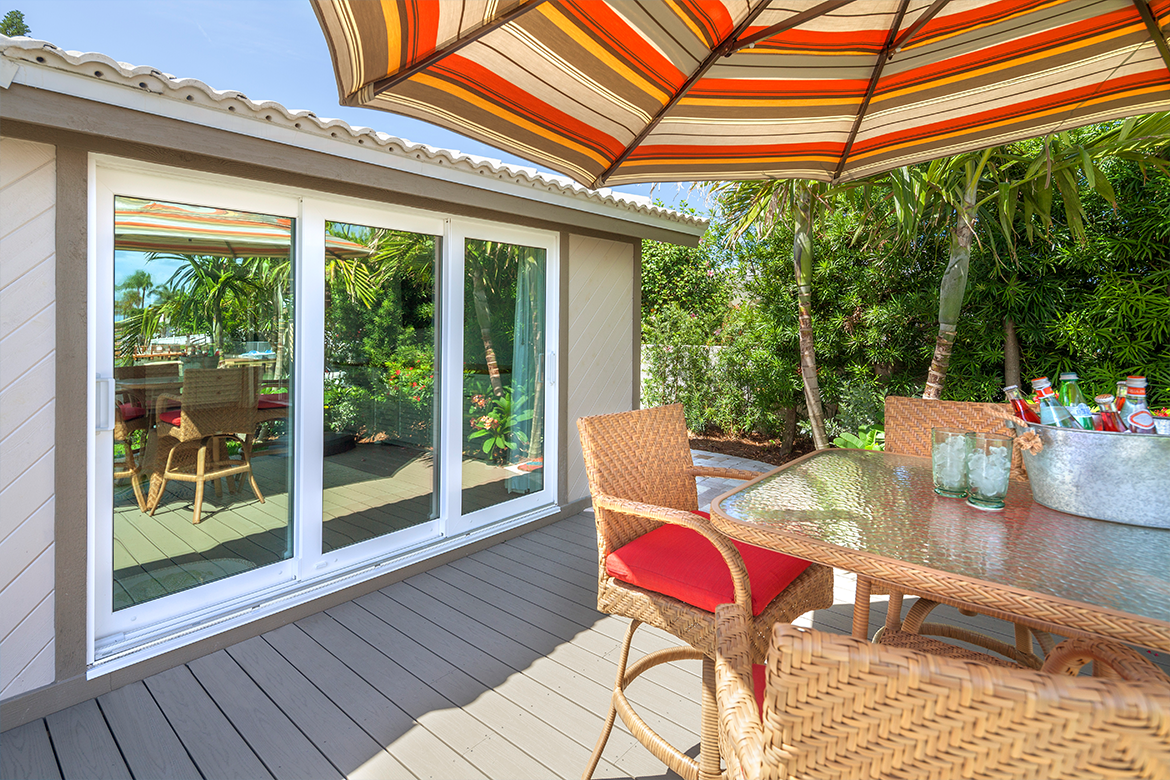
[0, 35, 707, 233]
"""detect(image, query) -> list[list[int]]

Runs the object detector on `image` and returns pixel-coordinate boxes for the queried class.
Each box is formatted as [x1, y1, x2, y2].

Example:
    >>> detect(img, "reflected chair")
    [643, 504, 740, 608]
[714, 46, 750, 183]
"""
[577, 404, 834, 780]
[113, 397, 149, 512]
[150, 367, 265, 524]
[715, 605, 1170, 780]
[859, 395, 1050, 667]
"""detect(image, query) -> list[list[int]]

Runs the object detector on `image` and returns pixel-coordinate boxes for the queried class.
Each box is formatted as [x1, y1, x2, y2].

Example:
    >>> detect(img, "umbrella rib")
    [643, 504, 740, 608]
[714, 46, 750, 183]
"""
[1132, 0, 1170, 74]
[888, 0, 950, 58]
[730, 0, 858, 53]
[367, 0, 548, 98]
[592, 0, 773, 188]
[832, 0, 913, 182]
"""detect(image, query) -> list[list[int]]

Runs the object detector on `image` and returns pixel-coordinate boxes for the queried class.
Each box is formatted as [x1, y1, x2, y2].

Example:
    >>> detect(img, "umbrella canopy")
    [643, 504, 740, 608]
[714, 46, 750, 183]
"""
[114, 198, 372, 259]
[313, 0, 1170, 188]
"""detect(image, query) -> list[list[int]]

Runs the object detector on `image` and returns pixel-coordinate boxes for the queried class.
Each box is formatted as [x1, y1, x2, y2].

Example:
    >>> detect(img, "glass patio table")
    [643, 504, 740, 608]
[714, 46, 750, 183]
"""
[710, 449, 1170, 653]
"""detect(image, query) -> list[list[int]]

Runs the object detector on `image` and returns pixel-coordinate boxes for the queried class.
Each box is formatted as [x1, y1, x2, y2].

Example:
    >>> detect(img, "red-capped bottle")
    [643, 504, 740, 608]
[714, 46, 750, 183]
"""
[1004, 385, 1040, 423]
[1029, 377, 1081, 428]
[1095, 394, 1126, 433]
[1120, 376, 1149, 431]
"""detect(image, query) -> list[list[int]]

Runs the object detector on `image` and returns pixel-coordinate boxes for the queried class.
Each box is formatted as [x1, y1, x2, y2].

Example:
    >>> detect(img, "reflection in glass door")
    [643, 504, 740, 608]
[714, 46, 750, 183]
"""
[110, 197, 295, 609]
[462, 239, 546, 514]
[321, 221, 440, 551]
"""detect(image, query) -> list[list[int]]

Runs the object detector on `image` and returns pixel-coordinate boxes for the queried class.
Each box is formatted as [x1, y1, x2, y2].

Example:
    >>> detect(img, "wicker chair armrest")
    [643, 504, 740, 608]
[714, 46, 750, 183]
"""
[1041, 637, 1170, 683]
[155, 393, 182, 418]
[687, 466, 763, 481]
[593, 493, 753, 612]
[714, 603, 765, 775]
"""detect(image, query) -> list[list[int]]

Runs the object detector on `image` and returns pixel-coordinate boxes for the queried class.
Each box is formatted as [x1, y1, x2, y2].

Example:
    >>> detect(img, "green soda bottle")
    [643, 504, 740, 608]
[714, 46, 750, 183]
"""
[1058, 372, 1093, 429]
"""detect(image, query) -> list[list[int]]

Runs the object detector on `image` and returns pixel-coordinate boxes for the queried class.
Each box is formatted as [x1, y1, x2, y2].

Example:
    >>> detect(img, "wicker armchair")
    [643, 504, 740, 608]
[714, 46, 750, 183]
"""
[149, 367, 265, 524]
[715, 605, 1170, 780]
[857, 395, 1052, 666]
[577, 405, 834, 780]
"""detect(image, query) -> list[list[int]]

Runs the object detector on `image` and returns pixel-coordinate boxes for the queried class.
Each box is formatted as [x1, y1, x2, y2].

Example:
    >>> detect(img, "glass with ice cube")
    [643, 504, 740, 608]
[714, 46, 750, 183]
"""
[931, 428, 971, 498]
[966, 432, 1013, 510]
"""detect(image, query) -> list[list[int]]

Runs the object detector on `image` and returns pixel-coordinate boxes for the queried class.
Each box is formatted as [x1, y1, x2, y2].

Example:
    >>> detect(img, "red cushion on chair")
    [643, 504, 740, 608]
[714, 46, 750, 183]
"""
[159, 409, 182, 427]
[258, 392, 289, 409]
[605, 511, 811, 617]
[753, 664, 766, 721]
[119, 403, 145, 421]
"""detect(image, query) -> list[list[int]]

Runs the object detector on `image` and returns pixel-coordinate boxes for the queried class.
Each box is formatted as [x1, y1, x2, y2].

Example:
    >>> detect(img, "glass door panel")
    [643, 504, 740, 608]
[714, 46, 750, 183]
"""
[111, 196, 295, 609]
[461, 239, 546, 514]
[322, 222, 440, 552]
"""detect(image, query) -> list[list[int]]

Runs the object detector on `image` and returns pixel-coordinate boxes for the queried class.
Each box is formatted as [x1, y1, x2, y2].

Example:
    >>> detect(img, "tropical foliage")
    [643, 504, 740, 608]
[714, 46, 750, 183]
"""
[643, 120, 1170, 450]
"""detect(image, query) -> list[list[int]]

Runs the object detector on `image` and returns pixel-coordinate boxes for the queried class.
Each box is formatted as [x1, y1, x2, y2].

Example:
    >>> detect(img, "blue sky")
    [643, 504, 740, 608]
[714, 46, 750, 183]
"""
[19, 0, 707, 212]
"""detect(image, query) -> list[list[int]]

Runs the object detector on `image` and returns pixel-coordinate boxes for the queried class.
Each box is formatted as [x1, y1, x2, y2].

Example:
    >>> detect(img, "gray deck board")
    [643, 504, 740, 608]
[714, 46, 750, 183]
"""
[225, 636, 414, 780]
[12, 458, 1166, 780]
[0, 720, 60, 780]
[145, 664, 275, 780]
[97, 681, 202, 780]
[187, 649, 342, 780]
[44, 700, 130, 780]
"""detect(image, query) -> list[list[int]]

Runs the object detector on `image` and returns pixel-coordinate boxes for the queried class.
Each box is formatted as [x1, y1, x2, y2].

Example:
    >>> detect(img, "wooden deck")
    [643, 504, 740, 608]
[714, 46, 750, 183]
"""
[6, 453, 1168, 780]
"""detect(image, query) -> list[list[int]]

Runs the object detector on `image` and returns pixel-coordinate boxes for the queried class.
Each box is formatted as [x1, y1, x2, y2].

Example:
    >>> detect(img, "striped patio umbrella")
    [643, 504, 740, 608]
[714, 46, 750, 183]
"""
[313, 0, 1170, 188]
[114, 198, 372, 259]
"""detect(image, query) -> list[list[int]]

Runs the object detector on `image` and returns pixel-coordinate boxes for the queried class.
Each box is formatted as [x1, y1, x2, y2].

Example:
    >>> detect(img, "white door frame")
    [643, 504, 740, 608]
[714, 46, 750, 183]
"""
[87, 156, 561, 666]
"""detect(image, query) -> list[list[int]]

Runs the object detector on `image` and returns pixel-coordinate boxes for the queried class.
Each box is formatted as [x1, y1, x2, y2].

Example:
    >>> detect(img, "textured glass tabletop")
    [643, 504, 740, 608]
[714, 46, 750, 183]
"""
[715, 450, 1170, 630]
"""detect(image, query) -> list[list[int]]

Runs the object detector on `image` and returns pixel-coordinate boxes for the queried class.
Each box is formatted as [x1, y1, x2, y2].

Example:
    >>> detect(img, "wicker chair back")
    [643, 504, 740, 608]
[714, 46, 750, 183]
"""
[171, 367, 261, 442]
[577, 403, 698, 554]
[716, 613, 1170, 780]
[884, 395, 1026, 480]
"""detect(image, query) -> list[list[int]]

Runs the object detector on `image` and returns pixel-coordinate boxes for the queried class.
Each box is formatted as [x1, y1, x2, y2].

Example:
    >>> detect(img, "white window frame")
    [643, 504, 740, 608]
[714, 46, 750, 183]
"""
[87, 155, 561, 669]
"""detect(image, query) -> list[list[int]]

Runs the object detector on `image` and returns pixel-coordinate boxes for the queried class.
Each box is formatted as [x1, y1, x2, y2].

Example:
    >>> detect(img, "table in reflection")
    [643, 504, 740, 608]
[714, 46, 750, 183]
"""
[710, 449, 1170, 652]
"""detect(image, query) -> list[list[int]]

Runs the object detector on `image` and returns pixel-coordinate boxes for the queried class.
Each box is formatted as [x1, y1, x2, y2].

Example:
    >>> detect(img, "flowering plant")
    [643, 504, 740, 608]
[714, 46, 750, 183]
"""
[469, 387, 534, 463]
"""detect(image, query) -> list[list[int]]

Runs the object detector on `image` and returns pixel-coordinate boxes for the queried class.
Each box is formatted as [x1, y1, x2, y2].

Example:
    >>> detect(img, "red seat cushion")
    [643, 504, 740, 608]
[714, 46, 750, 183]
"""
[605, 511, 811, 617]
[159, 409, 182, 427]
[753, 664, 766, 720]
[119, 403, 145, 421]
[258, 392, 289, 410]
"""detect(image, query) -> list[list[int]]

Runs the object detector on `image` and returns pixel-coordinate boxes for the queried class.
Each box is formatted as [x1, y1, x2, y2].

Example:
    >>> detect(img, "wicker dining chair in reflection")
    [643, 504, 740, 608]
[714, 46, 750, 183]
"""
[113, 395, 150, 512]
[150, 367, 265, 524]
[577, 405, 834, 780]
[715, 604, 1170, 780]
[855, 395, 1052, 668]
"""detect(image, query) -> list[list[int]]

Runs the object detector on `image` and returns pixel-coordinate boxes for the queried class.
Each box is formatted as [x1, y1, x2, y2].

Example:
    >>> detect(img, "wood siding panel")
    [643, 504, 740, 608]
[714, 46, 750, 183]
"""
[0, 137, 56, 700]
[566, 235, 635, 502]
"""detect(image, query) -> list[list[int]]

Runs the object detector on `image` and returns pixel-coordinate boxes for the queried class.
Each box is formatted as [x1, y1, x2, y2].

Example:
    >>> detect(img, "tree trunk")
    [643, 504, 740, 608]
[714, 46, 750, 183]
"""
[1004, 316, 1021, 390]
[924, 165, 979, 400]
[793, 184, 829, 449]
[470, 265, 504, 396]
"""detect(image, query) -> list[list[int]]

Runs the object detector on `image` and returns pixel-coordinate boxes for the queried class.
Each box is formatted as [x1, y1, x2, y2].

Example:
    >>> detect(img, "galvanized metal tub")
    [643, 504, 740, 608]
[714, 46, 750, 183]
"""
[1016, 422, 1170, 528]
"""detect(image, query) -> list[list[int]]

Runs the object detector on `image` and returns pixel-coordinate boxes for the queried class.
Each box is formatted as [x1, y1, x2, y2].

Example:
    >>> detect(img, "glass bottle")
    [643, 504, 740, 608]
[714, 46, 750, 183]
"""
[1057, 372, 1094, 429]
[1129, 410, 1157, 434]
[1029, 377, 1081, 428]
[1095, 394, 1126, 433]
[1120, 376, 1149, 430]
[1003, 385, 1040, 423]
[1116, 380, 1128, 413]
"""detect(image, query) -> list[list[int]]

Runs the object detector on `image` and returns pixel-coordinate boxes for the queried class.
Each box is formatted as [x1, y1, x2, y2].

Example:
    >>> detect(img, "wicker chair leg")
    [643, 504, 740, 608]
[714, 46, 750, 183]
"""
[582, 620, 637, 780]
[698, 656, 720, 780]
[192, 444, 208, 525]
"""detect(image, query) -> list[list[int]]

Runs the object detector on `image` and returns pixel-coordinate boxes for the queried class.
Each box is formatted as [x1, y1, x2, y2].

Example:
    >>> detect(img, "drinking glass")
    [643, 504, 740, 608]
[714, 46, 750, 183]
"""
[931, 428, 971, 498]
[966, 432, 1013, 510]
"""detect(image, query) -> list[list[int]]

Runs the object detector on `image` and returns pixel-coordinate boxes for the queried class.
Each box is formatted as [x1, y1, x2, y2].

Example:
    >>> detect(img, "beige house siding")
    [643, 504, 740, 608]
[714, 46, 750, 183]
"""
[565, 234, 636, 503]
[0, 137, 57, 699]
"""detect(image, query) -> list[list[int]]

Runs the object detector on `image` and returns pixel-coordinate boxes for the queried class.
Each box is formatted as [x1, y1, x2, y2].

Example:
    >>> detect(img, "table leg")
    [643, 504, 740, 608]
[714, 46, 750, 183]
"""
[885, 590, 904, 633]
[852, 576, 873, 639]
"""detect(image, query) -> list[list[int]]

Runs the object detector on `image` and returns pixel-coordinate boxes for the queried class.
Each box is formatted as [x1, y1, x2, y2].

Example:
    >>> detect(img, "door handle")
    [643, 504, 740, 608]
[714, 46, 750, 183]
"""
[96, 375, 114, 431]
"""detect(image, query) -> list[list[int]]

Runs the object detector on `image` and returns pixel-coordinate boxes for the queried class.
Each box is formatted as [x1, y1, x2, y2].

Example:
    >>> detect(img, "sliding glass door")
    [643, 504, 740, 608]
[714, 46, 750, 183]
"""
[92, 160, 557, 661]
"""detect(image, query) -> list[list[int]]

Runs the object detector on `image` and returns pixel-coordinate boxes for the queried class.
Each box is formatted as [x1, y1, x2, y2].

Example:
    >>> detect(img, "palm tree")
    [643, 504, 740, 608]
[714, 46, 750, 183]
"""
[712, 179, 833, 449]
[867, 114, 1170, 398]
[118, 270, 154, 310]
